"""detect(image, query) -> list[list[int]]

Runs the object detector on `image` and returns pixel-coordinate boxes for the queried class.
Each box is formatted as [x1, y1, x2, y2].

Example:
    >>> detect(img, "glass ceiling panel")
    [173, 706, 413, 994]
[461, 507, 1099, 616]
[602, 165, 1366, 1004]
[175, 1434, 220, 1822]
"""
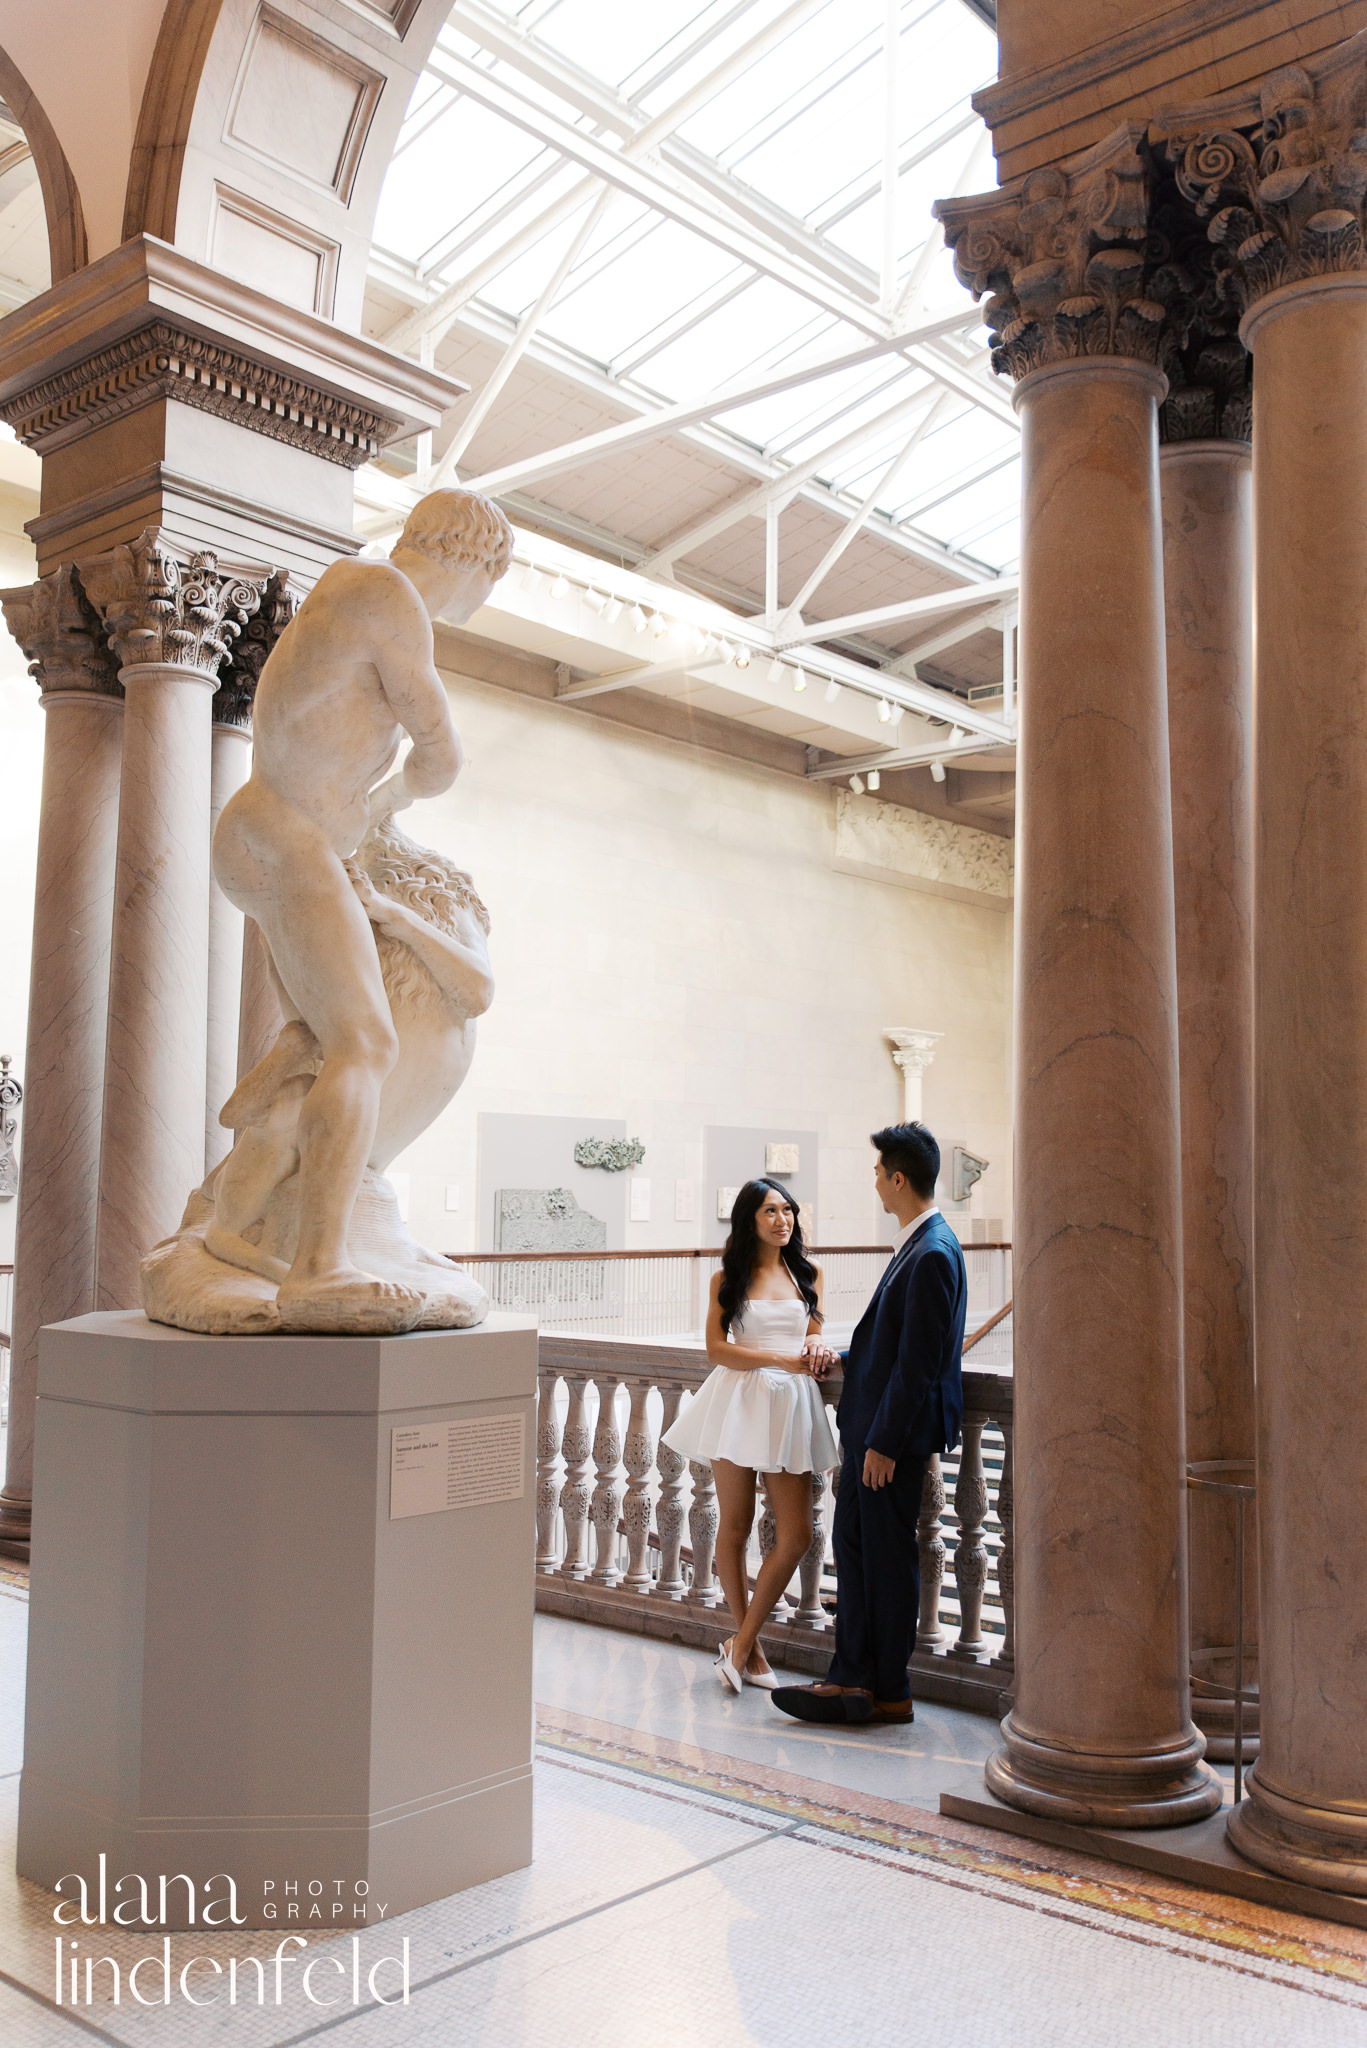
[372, 0, 1014, 585]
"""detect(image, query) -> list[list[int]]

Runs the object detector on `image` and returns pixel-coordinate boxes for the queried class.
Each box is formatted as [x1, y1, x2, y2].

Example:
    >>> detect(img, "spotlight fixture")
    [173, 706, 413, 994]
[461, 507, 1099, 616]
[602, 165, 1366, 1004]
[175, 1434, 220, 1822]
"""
[584, 588, 608, 614]
[717, 638, 736, 662]
[734, 646, 751, 669]
[867, 769, 881, 791]
[650, 611, 670, 638]
[877, 698, 892, 723]
[629, 604, 648, 632]
[824, 678, 842, 704]
[890, 705, 906, 729]
[930, 759, 947, 783]
[549, 573, 570, 600]
[689, 627, 709, 656]
[849, 774, 866, 794]
[792, 667, 808, 693]
[767, 658, 786, 684]
[603, 596, 623, 624]
[949, 725, 966, 743]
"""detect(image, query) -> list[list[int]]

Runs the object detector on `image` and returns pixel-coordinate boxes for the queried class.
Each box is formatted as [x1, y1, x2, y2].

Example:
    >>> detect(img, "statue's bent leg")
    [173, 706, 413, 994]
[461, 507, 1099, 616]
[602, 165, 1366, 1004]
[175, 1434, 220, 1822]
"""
[217, 786, 423, 1333]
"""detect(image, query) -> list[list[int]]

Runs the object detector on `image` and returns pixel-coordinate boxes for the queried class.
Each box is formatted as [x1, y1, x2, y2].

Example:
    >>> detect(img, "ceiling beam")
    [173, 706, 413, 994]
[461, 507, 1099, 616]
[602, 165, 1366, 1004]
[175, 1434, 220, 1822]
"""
[806, 736, 1008, 779]
[640, 381, 942, 572]
[777, 576, 1020, 648]
[461, 307, 979, 499]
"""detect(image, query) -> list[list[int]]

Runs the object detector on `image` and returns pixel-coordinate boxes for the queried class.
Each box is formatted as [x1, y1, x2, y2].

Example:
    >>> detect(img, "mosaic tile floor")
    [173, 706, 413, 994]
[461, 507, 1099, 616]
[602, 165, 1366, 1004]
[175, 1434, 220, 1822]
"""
[0, 1598, 1360, 2043]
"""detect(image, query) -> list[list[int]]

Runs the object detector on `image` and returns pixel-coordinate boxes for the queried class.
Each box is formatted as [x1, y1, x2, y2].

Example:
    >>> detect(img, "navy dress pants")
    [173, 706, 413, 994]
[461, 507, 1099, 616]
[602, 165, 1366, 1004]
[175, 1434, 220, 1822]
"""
[825, 1441, 928, 1702]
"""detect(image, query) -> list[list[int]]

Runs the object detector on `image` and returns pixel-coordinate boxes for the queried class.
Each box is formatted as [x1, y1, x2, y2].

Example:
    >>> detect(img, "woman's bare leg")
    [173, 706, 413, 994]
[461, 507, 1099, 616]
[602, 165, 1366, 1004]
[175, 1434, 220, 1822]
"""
[711, 1459, 757, 1653]
[731, 1469, 814, 1675]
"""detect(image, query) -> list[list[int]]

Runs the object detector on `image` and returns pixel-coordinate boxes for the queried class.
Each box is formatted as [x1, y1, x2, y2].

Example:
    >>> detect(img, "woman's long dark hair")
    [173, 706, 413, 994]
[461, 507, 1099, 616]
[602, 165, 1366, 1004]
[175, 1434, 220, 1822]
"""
[717, 1177, 821, 1336]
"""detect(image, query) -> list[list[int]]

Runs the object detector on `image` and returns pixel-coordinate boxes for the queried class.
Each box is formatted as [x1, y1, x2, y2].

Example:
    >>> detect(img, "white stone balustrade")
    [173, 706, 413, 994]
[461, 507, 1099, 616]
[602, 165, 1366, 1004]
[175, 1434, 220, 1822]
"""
[534, 1331, 1015, 1712]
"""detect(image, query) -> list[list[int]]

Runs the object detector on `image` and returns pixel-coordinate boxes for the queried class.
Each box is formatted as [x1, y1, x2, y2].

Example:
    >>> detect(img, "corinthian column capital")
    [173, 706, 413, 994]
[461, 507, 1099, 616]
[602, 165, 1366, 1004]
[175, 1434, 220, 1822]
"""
[884, 1027, 943, 1076]
[214, 571, 299, 729]
[1156, 33, 1367, 316]
[934, 127, 1166, 380]
[0, 563, 122, 700]
[76, 528, 267, 680]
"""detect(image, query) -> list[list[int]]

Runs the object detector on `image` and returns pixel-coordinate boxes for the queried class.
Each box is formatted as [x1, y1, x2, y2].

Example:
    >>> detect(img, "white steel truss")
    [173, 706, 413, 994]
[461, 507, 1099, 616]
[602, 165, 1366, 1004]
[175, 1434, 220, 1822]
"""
[369, 0, 1016, 727]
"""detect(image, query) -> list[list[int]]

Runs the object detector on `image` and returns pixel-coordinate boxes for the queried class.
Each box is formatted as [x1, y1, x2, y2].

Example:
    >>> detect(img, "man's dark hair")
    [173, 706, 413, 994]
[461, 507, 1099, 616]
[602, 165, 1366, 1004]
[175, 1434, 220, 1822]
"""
[871, 1122, 940, 1199]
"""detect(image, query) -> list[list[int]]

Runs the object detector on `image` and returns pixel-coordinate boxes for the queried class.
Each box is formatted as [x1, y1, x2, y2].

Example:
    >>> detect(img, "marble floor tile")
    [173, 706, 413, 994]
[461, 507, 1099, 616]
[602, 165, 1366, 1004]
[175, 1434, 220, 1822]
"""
[532, 1611, 1000, 1809]
[0, 1599, 1336, 2047]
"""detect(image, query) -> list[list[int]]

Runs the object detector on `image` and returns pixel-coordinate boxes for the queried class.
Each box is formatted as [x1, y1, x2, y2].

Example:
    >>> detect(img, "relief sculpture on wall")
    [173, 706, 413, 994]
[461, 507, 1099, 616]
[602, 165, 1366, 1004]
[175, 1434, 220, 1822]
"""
[141, 489, 514, 1336]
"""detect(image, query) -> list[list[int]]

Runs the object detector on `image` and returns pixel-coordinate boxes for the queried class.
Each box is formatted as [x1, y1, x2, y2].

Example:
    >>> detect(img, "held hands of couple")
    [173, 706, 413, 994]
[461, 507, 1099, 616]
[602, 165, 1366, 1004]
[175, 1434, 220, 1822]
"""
[795, 1342, 838, 1379]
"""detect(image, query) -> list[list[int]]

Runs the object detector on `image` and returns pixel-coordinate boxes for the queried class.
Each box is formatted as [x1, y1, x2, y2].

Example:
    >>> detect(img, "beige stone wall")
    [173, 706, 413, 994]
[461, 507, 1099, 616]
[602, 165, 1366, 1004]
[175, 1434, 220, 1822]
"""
[0, 575, 1015, 1266]
[391, 661, 1014, 1259]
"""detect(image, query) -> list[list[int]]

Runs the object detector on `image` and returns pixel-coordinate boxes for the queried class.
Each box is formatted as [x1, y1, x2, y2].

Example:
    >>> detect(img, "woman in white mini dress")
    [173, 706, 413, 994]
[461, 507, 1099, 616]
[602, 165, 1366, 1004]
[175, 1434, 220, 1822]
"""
[663, 1178, 840, 1691]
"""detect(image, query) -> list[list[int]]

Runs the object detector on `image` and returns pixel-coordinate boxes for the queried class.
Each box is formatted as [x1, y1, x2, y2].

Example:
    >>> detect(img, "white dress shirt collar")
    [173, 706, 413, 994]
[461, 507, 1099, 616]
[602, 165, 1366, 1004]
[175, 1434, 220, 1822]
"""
[893, 1204, 940, 1255]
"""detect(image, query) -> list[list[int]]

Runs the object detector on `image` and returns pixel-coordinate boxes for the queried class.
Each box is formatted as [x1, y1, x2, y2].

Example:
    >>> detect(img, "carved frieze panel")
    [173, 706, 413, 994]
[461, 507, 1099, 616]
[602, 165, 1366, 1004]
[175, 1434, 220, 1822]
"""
[0, 319, 395, 469]
[0, 562, 122, 699]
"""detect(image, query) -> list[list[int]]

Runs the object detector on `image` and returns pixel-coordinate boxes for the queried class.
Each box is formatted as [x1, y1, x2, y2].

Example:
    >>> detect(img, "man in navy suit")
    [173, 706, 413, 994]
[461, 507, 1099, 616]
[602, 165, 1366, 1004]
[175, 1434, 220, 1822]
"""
[773, 1122, 965, 1725]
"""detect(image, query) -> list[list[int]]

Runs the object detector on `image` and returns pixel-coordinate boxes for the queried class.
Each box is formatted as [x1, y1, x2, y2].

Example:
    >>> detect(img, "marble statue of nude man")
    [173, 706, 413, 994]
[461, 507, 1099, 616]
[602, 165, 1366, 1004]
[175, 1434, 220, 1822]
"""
[212, 488, 513, 1333]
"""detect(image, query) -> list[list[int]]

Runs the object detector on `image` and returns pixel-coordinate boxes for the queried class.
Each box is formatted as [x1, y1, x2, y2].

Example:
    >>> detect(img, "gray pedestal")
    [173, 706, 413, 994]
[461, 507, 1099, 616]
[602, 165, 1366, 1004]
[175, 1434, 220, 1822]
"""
[19, 1311, 537, 1929]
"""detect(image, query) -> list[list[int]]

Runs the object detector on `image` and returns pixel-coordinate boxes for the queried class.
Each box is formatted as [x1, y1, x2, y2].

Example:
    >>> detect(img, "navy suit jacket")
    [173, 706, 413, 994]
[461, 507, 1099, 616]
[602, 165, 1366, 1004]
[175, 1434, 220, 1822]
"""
[837, 1213, 966, 1459]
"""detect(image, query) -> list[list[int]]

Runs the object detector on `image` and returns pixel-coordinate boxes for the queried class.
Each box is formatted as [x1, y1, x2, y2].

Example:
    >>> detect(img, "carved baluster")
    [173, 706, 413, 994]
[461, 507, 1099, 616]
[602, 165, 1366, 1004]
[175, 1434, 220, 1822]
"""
[990, 1413, 1015, 1673]
[589, 1378, 625, 1586]
[653, 1386, 690, 1600]
[757, 1476, 793, 1619]
[916, 1454, 948, 1650]
[688, 1458, 721, 1606]
[953, 1418, 990, 1659]
[620, 1377, 655, 1592]
[792, 1468, 831, 1629]
[557, 1375, 594, 1581]
[535, 1367, 564, 1574]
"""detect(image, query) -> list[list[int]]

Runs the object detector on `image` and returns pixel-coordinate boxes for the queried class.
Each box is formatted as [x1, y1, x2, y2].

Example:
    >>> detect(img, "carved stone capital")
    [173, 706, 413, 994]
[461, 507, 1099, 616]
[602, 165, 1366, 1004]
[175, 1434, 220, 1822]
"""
[214, 571, 299, 728]
[0, 562, 122, 699]
[885, 1027, 943, 1076]
[77, 529, 267, 680]
[1156, 33, 1367, 315]
[935, 127, 1167, 380]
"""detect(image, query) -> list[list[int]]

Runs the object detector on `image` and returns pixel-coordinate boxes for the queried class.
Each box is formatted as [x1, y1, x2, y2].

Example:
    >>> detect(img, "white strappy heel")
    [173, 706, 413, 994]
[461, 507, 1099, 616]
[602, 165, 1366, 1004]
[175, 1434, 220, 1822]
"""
[715, 1638, 743, 1694]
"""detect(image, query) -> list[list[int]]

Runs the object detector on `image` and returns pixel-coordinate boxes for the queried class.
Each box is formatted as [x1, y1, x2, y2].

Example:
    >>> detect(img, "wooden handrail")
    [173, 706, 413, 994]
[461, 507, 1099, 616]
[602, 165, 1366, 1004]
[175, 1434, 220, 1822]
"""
[963, 1299, 1013, 1352]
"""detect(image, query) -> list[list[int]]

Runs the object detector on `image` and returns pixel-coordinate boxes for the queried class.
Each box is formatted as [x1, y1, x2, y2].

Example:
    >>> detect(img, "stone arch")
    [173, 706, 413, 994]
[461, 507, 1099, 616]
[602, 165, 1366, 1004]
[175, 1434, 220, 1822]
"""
[122, 0, 452, 327]
[0, 43, 85, 281]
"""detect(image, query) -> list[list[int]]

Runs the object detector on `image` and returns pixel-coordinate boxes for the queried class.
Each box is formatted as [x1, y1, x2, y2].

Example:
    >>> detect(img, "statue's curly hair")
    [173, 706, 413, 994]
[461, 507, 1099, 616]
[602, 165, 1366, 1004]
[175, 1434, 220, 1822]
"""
[395, 488, 514, 578]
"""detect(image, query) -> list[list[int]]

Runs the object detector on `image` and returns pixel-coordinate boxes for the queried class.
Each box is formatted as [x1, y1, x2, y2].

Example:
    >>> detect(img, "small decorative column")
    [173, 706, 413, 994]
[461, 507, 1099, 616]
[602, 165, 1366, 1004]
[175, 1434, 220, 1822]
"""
[883, 1028, 942, 1122]
[1162, 50, 1367, 1889]
[0, 568, 123, 1547]
[937, 131, 1219, 1827]
[1159, 367, 1257, 1760]
[78, 532, 264, 1310]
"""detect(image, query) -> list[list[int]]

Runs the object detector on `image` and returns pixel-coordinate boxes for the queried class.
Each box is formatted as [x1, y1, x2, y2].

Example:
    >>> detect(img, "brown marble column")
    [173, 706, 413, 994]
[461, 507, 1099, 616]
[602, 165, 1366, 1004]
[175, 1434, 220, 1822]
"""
[78, 533, 264, 1310]
[982, 355, 1218, 1826]
[0, 568, 123, 1546]
[1225, 272, 1367, 1890]
[936, 131, 1218, 1827]
[1160, 439, 1257, 1761]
